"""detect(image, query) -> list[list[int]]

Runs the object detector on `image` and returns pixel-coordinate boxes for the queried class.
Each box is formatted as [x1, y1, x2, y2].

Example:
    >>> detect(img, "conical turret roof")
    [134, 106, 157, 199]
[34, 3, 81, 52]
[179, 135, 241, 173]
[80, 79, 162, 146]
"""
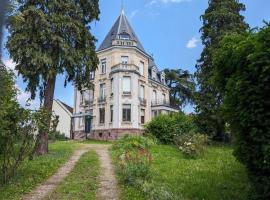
[98, 10, 146, 53]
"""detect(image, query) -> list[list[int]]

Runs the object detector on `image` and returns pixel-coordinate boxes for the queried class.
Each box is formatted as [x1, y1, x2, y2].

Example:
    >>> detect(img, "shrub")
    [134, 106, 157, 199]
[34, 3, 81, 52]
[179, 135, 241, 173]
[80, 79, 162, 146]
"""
[0, 67, 35, 183]
[112, 135, 154, 185]
[212, 24, 270, 199]
[174, 134, 209, 158]
[49, 131, 67, 141]
[145, 112, 197, 144]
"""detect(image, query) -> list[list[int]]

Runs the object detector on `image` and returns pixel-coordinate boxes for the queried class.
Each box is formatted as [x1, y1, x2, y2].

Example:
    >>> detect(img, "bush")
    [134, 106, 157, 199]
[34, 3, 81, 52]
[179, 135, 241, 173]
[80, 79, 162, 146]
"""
[0, 67, 35, 183]
[212, 25, 270, 199]
[112, 135, 154, 185]
[145, 112, 197, 144]
[174, 134, 209, 158]
[49, 131, 67, 141]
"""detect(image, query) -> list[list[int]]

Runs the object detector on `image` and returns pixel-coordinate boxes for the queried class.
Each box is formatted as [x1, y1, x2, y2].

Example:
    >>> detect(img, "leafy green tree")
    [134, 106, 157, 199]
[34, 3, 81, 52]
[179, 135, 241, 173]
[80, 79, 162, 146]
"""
[212, 24, 270, 199]
[0, 66, 36, 183]
[7, 0, 100, 154]
[195, 0, 248, 140]
[164, 69, 195, 108]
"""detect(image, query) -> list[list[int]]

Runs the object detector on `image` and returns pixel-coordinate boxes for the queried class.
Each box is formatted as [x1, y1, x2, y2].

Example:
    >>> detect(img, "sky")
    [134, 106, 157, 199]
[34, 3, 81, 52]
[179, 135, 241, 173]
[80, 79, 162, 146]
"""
[2, 0, 270, 113]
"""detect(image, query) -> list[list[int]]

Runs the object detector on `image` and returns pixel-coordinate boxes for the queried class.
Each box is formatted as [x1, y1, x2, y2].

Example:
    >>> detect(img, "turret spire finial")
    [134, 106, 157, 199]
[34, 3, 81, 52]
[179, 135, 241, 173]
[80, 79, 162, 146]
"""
[121, 0, 125, 15]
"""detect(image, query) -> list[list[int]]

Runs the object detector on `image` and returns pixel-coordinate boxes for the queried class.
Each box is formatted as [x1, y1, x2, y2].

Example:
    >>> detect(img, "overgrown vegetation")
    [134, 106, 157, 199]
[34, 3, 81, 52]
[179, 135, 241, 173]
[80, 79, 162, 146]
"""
[212, 24, 270, 199]
[117, 144, 251, 200]
[0, 67, 36, 183]
[112, 136, 177, 200]
[0, 141, 78, 200]
[145, 112, 197, 144]
[47, 150, 100, 200]
[174, 133, 209, 158]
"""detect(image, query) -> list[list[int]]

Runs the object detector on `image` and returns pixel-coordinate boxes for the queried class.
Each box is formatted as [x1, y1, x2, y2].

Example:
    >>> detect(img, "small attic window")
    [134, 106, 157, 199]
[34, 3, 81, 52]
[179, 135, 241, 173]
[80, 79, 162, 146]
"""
[119, 33, 130, 40]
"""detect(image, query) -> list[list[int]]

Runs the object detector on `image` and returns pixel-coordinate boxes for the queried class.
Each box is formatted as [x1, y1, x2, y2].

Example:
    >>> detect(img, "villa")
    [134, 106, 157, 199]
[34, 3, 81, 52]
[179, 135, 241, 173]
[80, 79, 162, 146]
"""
[72, 10, 178, 140]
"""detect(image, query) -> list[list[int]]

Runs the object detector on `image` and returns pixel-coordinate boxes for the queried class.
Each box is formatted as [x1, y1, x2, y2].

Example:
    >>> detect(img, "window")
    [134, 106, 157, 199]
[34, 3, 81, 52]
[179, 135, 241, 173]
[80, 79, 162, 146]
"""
[90, 71, 95, 79]
[99, 108, 105, 124]
[101, 59, 106, 74]
[80, 91, 84, 104]
[121, 56, 129, 64]
[89, 90, 94, 101]
[119, 33, 130, 40]
[141, 109, 145, 124]
[139, 61, 144, 75]
[139, 85, 145, 99]
[152, 90, 157, 102]
[111, 78, 114, 95]
[100, 83, 106, 99]
[152, 110, 158, 118]
[122, 104, 131, 122]
[123, 76, 131, 94]
[110, 105, 113, 122]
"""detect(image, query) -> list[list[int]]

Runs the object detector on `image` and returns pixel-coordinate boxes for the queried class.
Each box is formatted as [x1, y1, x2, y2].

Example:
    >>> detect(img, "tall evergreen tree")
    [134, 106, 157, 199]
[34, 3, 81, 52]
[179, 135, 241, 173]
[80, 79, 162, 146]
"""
[164, 69, 195, 108]
[7, 0, 100, 155]
[195, 0, 248, 140]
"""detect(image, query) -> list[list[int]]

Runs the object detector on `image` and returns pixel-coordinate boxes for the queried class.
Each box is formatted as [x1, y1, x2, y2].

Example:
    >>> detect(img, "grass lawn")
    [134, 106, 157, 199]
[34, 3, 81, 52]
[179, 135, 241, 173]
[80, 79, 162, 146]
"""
[117, 144, 251, 200]
[47, 150, 100, 200]
[0, 141, 79, 200]
[82, 139, 114, 145]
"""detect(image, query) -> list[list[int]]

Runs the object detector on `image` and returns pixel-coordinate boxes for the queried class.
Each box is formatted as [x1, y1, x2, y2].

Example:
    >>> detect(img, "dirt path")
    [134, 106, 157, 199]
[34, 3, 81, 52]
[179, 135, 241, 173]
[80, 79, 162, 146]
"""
[24, 148, 89, 200]
[23, 144, 119, 200]
[93, 144, 119, 200]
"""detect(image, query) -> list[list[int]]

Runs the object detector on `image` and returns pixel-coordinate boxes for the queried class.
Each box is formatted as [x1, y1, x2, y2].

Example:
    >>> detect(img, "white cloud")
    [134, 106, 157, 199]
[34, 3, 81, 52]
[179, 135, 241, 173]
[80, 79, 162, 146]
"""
[186, 37, 199, 49]
[130, 9, 139, 19]
[3, 58, 16, 71]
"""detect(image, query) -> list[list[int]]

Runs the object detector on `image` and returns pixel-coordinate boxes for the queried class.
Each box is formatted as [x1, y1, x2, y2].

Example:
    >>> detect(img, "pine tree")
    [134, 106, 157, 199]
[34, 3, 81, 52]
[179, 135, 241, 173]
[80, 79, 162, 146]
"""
[7, 0, 100, 154]
[195, 0, 248, 140]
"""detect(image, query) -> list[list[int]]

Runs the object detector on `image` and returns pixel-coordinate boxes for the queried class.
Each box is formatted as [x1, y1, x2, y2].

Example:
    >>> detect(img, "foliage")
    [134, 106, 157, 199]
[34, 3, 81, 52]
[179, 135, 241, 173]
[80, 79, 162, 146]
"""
[0, 67, 35, 183]
[145, 112, 197, 144]
[174, 134, 209, 158]
[195, 0, 249, 140]
[112, 135, 154, 185]
[47, 150, 100, 200]
[164, 68, 195, 108]
[6, 0, 100, 154]
[0, 141, 78, 200]
[212, 24, 270, 199]
[117, 145, 251, 200]
[49, 131, 66, 141]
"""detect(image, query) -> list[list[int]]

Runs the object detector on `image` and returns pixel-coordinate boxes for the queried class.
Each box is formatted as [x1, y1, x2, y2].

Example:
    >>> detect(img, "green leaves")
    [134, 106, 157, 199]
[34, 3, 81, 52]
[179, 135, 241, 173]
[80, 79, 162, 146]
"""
[7, 0, 100, 99]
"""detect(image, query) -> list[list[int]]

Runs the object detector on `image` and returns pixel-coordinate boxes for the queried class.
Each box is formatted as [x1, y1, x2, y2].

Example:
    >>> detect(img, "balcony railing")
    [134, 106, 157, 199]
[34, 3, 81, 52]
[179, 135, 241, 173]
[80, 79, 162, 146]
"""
[84, 99, 94, 106]
[139, 97, 147, 106]
[151, 99, 170, 106]
[98, 96, 106, 103]
[110, 63, 140, 74]
[151, 99, 179, 110]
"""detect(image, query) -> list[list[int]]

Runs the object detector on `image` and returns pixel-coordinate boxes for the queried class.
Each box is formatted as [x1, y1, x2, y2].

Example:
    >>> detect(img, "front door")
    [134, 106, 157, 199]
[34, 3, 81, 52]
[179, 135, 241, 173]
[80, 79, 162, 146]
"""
[85, 116, 92, 139]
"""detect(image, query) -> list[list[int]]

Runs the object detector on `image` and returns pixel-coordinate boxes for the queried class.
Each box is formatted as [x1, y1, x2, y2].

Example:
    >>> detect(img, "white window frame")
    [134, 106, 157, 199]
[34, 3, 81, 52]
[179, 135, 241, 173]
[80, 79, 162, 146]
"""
[101, 59, 106, 74]
[121, 56, 129, 64]
[122, 76, 131, 94]
[139, 61, 144, 76]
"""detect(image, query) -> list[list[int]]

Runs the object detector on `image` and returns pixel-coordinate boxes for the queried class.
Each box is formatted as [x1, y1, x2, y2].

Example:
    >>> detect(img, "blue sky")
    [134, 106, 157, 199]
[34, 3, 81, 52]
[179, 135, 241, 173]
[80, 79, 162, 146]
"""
[3, 0, 270, 112]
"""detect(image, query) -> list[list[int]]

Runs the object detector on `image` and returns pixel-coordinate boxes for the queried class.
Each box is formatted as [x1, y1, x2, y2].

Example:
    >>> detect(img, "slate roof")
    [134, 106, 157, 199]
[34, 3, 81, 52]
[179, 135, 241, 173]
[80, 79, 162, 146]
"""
[98, 10, 146, 53]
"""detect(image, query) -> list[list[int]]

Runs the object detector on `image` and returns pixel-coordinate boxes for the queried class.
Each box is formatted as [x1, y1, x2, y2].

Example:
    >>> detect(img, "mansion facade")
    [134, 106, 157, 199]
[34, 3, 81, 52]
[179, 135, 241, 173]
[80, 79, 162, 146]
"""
[72, 10, 178, 140]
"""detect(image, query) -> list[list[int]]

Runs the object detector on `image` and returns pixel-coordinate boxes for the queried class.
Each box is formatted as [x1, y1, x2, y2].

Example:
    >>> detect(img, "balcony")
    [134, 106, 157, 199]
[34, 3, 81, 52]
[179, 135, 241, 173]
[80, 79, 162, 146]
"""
[151, 99, 171, 107]
[139, 97, 147, 106]
[84, 99, 94, 106]
[110, 63, 140, 75]
[98, 96, 106, 103]
[151, 99, 179, 110]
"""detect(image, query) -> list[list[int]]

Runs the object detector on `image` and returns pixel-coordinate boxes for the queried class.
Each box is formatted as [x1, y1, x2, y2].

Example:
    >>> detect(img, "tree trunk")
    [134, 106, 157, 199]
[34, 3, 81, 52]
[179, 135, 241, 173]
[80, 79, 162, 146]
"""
[35, 75, 56, 155]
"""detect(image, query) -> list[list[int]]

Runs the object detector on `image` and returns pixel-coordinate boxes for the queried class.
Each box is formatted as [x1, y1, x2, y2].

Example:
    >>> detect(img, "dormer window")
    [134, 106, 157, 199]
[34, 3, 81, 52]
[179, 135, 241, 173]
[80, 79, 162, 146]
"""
[119, 33, 130, 40]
